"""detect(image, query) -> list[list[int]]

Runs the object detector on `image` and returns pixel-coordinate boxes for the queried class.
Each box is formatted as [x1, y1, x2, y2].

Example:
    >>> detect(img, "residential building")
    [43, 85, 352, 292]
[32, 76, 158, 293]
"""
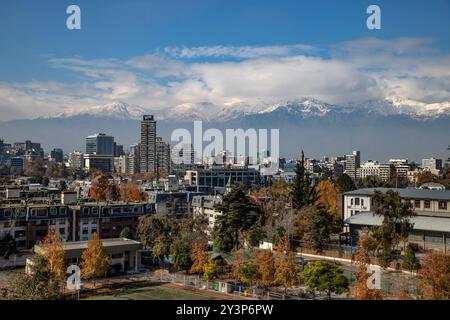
[140, 115, 157, 175]
[192, 195, 223, 234]
[344, 150, 360, 180]
[68, 151, 84, 169]
[156, 137, 170, 177]
[343, 188, 450, 253]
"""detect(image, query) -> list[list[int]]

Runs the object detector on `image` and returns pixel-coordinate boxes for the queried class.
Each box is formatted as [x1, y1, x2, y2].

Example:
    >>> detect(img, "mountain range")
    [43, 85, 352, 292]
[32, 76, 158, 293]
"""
[1, 97, 449, 161]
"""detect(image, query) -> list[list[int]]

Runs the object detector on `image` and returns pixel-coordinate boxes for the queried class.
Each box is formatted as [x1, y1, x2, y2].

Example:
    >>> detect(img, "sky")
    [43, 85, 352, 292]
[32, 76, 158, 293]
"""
[0, 0, 450, 119]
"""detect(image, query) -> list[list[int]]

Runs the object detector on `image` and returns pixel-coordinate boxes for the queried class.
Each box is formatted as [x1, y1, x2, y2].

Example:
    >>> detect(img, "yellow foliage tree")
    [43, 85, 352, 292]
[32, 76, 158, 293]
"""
[315, 180, 339, 216]
[275, 251, 303, 293]
[202, 259, 221, 280]
[41, 229, 65, 279]
[417, 252, 450, 300]
[350, 231, 384, 300]
[80, 233, 110, 285]
[190, 241, 209, 274]
[254, 249, 276, 288]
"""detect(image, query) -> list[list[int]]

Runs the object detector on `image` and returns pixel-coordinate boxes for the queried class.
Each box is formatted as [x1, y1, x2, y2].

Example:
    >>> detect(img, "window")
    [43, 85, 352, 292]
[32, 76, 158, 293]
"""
[414, 200, 421, 208]
[361, 199, 364, 207]
[50, 207, 57, 216]
[355, 198, 360, 206]
[92, 207, 98, 214]
[350, 198, 354, 205]
[60, 208, 67, 215]
[83, 207, 90, 215]
[438, 201, 447, 210]
[424, 200, 431, 209]
[4, 209, 12, 218]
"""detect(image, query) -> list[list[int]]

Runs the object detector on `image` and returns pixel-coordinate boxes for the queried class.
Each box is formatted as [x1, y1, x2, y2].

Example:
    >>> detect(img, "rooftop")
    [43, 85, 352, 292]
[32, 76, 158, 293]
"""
[344, 212, 450, 233]
[344, 188, 450, 201]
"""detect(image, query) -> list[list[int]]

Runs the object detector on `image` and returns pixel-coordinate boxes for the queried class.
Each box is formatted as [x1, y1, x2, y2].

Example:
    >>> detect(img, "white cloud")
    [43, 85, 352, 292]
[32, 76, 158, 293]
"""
[0, 39, 449, 120]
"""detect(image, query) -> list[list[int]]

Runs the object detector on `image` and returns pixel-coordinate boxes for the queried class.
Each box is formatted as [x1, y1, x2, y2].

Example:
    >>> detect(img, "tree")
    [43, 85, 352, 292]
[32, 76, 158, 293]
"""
[303, 261, 349, 300]
[294, 205, 333, 252]
[119, 227, 132, 239]
[24, 159, 45, 178]
[402, 245, 420, 273]
[0, 233, 16, 259]
[417, 252, 450, 300]
[137, 214, 174, 261]
[202, 259, 221, 280]
[372, 190, 415, 268]
[107, 182, 121, 201]
[417, 171, 439, 185]
[253, 249, 276, 288]
[4, 254, 62, 300]
[336, 173, 356, 192]
[89, 175, 109, 202]
[290, 150, 318, 209]
[315, 180, 339, 216]
[214, 185, 262, 251]
[190, 240, 209, 274]
[350, 231, 383, 300]
[274, 251, 303, 293]
[80, 233, 110, 285]
[41, 230, 65, 279]
[238, 261, 259, 287]
[120, 181, 144, 202]
[171, 236, 192, 272]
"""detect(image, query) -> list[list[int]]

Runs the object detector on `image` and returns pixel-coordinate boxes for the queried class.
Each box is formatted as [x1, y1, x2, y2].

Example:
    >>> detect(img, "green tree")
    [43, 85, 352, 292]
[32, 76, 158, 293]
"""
[4, 254, 62, 300]
[170, 236, 192, 272]
[303, 261, 349, 300]
[295, 205, 333, 253]
[137, 214, 173, 260]
[336, 173, 356, 192]
[238, 261, 259, 287]
[0, 234, 16, 259]
[402, 245, 421, 273]
[372, 190, 415, 268]
[214, 185, 262, 251]
[291, 150, 318, 209]
[119, 227, 132, 239]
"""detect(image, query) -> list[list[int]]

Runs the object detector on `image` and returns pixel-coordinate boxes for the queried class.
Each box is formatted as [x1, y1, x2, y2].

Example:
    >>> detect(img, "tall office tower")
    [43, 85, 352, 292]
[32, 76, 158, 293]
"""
[50, 148, 64, 163]
[140, 115, 157, 175]
[128, 144, 140, 174]
[345, 150, 361, 180]
[85, 133, 115, 155]
[156, 137, 171, 178]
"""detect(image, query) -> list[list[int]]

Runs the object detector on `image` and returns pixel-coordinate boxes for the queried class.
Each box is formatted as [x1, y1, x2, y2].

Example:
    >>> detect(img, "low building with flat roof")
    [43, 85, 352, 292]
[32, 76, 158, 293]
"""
[30, 238, 143, 274]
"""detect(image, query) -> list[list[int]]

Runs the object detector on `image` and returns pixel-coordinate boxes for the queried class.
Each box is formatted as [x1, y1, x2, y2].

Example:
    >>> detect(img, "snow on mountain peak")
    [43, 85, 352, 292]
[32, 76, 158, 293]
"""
[55, 101, 146, 120]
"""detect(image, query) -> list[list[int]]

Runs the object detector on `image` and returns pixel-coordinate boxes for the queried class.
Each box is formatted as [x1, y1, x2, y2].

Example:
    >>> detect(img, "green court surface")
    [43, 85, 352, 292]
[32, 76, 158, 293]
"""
[85, 285, 216, 300]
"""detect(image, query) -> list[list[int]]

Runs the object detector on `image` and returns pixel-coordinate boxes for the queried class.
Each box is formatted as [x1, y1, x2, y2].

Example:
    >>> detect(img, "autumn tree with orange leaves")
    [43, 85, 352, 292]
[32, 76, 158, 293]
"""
[350, 231, 383, 300]
[41, 229, 65, 280]
[189, 240, 209, 274]
[417, 252, 450, 300]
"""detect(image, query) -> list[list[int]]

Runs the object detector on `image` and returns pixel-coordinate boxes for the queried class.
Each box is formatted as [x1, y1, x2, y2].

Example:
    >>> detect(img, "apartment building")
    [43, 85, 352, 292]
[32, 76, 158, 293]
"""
[192, 195, 223, 234]
[343, 188, 450, 253]
[0, 187, 155, 248]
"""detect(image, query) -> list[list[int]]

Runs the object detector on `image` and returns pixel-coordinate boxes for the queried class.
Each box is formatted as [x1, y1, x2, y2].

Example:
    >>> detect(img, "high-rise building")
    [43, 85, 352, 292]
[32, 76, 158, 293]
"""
[140, 115, 156, 175]
[127, 144, 140, 174]
[345, 150, 361, 180]
[156, 137, 171, 177]
[422, 158, 443, 171]
[68, 150, 84, 169]
[50, 148, 64, 163]
[85, 133, 114, 156]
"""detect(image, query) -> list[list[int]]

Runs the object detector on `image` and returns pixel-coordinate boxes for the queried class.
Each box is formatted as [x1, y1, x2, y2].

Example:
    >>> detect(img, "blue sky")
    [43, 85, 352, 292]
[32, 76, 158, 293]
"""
[0, 0, 450, 119]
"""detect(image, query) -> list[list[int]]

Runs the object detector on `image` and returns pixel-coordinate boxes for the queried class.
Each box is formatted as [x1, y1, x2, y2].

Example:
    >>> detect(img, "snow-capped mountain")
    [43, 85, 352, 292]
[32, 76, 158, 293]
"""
[50, 96, 450, 122]
[54, 101, 147, 120]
